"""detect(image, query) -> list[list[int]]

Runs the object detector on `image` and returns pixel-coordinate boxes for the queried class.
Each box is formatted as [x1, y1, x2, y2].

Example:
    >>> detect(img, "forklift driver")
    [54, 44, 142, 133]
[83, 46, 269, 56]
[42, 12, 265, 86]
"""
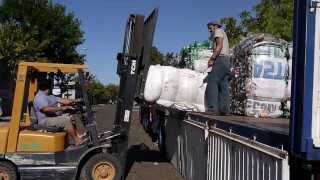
[33, 79, 84, 145]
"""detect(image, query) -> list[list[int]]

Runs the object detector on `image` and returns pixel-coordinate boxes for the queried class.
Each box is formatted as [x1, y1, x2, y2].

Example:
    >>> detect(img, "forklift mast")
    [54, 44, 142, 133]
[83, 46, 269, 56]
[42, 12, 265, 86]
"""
[113, 9, 158, 137]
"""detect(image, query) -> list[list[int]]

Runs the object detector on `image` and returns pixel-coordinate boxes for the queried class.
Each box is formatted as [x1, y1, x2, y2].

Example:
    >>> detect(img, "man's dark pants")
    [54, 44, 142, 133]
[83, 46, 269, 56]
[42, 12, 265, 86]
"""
[206, 56, 231, 113]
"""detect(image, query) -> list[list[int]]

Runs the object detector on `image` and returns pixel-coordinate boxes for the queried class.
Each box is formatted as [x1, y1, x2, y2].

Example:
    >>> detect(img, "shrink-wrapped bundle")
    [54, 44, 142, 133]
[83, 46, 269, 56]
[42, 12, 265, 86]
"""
[144, 65, 207, 112]
[231, 34, 290, 117]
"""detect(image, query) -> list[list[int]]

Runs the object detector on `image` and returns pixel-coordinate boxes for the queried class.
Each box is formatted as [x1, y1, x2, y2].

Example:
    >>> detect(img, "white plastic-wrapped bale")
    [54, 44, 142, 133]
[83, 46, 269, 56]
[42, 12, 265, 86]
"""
[193, 49, 212, 73]
[174, 69, 207, 111]
[195, 74, 207, 112]
[231, 34, 290, 118]
[156, 66, 180, 107]
[143, 65, 163, 102]
[144, 65, 207, 112]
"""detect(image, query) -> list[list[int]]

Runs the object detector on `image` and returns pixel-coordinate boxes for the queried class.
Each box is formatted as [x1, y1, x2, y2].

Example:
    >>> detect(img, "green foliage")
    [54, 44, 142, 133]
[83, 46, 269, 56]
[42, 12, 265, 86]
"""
[251, 0, 293, 41]
[220, 17, 244, 47]
[163, 52, 175, 65]
[88, 79, 119, 105]
[220, 0, 293, 46]
[0, 20, 40, 80]
[149, 46, 163, 64]
[104, 84, 119, 103]
[88, 79, 105, 104]
[0, 0, 84, 81]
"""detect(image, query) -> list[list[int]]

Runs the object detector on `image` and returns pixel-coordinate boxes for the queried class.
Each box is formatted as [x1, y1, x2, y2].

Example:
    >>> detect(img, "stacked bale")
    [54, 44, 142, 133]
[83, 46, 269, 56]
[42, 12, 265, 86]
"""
[282, 43, 293, 117]
[231, 34, 290, 117]
[144, 65, 206, 112]
[180, 41, 212, 72]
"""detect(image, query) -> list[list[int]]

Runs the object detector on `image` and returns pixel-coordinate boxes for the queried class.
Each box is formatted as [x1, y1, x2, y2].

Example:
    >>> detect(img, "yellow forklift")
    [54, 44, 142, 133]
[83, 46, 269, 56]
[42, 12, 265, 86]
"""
[0, 8, 158, 180]
[0, 62, 122, 180]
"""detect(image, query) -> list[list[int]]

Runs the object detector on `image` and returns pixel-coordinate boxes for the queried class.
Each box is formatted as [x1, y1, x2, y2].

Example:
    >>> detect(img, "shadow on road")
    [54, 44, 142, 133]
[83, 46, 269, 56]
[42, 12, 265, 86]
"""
[124, 143, 168, 178]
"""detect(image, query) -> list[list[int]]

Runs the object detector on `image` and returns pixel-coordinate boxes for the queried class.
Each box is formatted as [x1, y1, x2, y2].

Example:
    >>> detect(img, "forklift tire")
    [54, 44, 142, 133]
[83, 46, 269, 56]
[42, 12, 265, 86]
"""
[0, 161, 17, 180]
[80, 153, 122, 180]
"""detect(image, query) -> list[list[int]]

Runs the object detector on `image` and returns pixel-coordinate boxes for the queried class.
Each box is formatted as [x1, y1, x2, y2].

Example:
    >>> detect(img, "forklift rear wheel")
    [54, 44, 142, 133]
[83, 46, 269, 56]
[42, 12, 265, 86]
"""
[80, 153, 122, 180]
[0, 161, 17, 180]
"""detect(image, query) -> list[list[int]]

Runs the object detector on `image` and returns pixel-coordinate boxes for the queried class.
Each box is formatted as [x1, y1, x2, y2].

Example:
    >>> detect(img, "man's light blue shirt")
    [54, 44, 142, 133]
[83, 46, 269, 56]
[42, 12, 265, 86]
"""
[33, 90, 60, 125]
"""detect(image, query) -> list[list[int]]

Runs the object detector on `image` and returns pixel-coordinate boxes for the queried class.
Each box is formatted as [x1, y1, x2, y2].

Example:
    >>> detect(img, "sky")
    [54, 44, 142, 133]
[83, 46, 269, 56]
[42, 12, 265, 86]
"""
[53, 0, 259, 85]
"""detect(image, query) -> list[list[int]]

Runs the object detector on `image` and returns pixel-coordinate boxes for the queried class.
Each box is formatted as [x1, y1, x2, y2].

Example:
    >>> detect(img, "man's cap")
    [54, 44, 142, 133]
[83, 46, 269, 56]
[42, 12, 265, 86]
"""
[207, 21, 222, 28]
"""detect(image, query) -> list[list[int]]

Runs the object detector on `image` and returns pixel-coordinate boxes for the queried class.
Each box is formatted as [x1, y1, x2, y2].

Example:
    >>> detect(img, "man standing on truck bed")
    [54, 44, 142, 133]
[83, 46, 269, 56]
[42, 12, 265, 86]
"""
[206, 21, 230, 115]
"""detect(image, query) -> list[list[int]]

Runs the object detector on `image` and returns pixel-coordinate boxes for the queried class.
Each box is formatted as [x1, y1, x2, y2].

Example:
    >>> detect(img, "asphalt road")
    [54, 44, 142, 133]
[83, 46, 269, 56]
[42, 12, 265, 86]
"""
[93, 104, 183, 180]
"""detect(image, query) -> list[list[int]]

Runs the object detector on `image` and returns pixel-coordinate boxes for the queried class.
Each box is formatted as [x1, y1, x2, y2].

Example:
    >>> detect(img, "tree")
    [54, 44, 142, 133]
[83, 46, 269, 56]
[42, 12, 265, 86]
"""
[104, 84, 119, 104]
[163, 52, 179, 66]
[87, 78, 119, 105]
[0, 0, 84, 83]
[0, 20, 40, 83]
[249, 0, 293, 41]
[239, 10, 259, 36]
[220, 17, 244, 47]
[149, 46, 163, 64]
[219, 0, 293, 46]
[88, 79, 106, 105]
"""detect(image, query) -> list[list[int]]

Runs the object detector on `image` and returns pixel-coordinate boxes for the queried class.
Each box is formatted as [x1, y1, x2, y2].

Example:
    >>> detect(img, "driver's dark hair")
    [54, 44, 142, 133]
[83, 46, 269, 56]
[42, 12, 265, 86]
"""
[38, 79, 52, 91]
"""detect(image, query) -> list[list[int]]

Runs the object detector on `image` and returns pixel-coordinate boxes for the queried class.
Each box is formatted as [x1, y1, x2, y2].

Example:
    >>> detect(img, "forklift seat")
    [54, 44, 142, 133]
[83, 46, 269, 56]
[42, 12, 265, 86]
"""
[28, 101, 64, 133]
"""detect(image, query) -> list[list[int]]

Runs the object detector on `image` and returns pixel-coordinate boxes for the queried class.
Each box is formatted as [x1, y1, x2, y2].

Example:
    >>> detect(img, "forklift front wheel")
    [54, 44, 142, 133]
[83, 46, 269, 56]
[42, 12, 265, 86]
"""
[80, 153, 122, 180]
[0, 161, 17, 180]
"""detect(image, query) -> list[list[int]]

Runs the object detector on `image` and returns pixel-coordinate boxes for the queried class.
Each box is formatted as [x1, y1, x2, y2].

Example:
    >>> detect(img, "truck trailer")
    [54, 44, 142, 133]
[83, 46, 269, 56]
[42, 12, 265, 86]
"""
[140, 1, 320, 180]
[0, 0, 319, 179]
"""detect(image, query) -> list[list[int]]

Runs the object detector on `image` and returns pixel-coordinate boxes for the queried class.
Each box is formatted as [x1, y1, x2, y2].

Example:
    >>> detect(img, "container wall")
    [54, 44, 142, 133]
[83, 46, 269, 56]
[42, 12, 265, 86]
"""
[165, 112, 183, 171]
[165, 115, 289, 180]
[207, 129, 289, 180]
[180, 121, 207, 180]
[165, 112, 207, 180]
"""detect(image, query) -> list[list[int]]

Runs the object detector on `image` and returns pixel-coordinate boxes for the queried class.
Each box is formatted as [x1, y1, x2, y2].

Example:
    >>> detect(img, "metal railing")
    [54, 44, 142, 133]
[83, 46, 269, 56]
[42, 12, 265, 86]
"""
[165, 114, 289, 180]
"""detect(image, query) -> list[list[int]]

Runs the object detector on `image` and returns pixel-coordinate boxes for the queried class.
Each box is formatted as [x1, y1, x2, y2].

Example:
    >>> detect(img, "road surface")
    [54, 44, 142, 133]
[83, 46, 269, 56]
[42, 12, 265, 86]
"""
[94, 104, 184, 180]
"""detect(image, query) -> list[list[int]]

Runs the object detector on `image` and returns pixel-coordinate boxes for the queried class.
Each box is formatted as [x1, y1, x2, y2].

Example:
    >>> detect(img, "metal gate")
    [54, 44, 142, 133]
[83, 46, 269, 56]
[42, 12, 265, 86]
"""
[165, 113, 207, 180]
[165, 113, 289, 180]
[205, 123, 289, 180]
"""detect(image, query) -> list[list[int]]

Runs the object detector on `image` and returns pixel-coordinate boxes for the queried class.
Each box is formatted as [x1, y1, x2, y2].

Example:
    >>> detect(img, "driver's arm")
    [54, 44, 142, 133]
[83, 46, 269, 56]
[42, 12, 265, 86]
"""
[38, 97, 69, 113]
[40, 95, 72, 113]
[41, 106, 68, 113]
[58, 98, 77, 105]
[48, 94, 81, 106]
